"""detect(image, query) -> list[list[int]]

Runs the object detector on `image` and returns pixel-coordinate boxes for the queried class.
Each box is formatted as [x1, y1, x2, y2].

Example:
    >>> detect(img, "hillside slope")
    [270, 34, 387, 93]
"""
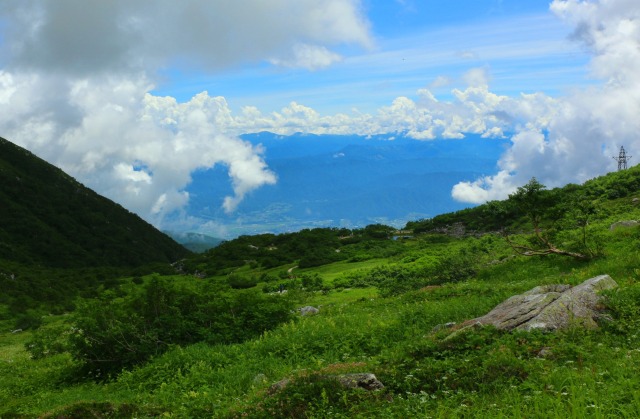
[0, 136, 190, 267]
[1, 161, 640, 417]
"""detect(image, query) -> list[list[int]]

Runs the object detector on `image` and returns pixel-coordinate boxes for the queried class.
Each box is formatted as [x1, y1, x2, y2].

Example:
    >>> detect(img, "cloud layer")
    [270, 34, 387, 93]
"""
[0, 0, 637, 232]
[452, 0, 640, 203]
[0, 0, 372, 227]
[2, 0, 372, 74]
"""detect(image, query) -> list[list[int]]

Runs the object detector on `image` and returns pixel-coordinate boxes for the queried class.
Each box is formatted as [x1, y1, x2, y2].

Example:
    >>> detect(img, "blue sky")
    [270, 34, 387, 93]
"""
[153, 0, 590, 114]
[0, 0, 638, 234]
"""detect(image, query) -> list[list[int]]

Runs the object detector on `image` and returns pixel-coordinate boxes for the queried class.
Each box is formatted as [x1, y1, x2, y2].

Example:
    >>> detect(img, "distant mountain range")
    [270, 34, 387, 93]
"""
[165, 232, 224, 253]
[0, 137, 190, 268]
[184, 132, 509, 237]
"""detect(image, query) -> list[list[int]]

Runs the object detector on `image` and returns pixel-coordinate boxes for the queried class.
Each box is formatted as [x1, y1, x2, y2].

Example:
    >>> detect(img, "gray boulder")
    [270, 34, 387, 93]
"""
[460, 275, 617, 331]
[299, 306, 320, 316]
[610, 220, 639, 230]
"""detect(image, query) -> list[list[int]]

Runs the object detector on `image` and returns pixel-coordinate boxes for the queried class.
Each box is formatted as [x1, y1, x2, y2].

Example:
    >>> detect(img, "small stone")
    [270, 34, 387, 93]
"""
[299, 306, 319, 316]
[268, 378, 290, 394]
[431, 322, 456, 333]
[253, 374, 268, 384]
[610, 220, 639, 230]
[537, 347, 553, 358]
[335, 373, 384, 390]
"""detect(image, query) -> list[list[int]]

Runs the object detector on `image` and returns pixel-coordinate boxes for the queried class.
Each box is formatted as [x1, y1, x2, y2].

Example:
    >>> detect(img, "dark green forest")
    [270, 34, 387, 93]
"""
[0, 136, 189, 268]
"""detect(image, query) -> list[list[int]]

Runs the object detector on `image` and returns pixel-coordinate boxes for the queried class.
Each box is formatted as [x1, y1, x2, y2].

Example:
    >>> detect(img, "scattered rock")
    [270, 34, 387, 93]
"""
[442, 321, 483, 342]
[610, 220, 639, 230]
[458, 275, 617, 332]
[253, 374, 268, 385]
[632, 198, 639, 205]
[299, 306, 319, 316]
[268, 378, 291, 394]
[269, 373, 383, 394]
[431, 322, 456, 333]
[537, 347, 553, 358]
[335, 373, 384, 390]
[433, 222, 466, 238]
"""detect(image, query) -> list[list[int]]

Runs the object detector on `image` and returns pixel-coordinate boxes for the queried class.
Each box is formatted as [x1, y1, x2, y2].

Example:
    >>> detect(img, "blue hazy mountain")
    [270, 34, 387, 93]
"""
[184, 132, 509, 236]
[164, 231, 224, 253]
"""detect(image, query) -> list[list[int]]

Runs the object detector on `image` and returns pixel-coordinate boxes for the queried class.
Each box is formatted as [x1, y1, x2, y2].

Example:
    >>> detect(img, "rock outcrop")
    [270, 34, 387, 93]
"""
[459, 275, 617, 332]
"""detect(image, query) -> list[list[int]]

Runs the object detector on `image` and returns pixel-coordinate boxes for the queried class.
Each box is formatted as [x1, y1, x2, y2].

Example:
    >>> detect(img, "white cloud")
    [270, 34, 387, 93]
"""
[269, 43, 343, 70]
[429, 75, 453, 89]
[451, 170, 516, 204]
[252, 77, 561, 141]
[451, 0, 640, 204]
[462, 67, 491, 87]
[0, 72, 277, 224]
[1, 0, 372, 75]
[0, 0, 371, 229]
[0, 61, 561, 228]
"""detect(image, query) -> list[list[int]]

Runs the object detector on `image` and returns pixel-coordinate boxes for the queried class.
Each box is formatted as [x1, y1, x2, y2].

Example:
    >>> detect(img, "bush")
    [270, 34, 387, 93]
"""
[227, 274, 258, 289]
[300, 273, 325, 291]
[26, 323, 71, 359]
[13, 310, 43, 330]
[36, 278, 294, 378]
[601, 284, 640, 336]
[372, 250, 478, 297]
[431, 252, 477, 284]
[333, 270, 372, 289]
[241, 374, 387, 418]
[373, 265, 430, 297]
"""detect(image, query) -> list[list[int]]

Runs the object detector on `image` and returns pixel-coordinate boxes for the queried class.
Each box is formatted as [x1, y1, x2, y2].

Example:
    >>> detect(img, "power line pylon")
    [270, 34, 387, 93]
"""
[613, 146, 632, 171]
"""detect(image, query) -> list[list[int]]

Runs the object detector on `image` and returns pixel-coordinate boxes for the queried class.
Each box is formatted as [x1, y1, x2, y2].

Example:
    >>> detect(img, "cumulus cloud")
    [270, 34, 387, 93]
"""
[269, 43, 343, 70]
[451, 0, 640, 203]
[221, 74, 558, 142]
[1, 0, 372, 74]
[0, 72, 277, 222]
[0, 0, 371, 228]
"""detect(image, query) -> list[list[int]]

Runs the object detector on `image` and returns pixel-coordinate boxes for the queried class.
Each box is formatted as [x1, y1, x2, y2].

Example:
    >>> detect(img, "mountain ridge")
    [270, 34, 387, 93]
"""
[0, 136, 190, 268]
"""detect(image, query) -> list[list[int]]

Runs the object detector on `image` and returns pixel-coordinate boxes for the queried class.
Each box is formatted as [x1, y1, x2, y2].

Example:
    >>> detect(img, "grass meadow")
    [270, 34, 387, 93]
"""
[2, 197, 640, 417]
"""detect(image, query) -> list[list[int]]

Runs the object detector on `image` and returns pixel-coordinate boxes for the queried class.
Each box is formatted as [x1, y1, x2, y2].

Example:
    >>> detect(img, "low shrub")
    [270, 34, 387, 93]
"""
[28, 278, 294, 378]
[227, 274, 258, 289]
[601, 283, 640, 337]
[237, 374, 389, 418]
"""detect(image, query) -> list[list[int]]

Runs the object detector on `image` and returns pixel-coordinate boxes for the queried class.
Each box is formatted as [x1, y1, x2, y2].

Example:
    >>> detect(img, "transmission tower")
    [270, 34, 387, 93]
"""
[613, 146, 632, 171]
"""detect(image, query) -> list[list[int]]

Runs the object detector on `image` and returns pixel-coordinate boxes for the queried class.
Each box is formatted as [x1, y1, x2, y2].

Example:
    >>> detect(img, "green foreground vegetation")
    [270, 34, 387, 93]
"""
[2, 166, 640, 417]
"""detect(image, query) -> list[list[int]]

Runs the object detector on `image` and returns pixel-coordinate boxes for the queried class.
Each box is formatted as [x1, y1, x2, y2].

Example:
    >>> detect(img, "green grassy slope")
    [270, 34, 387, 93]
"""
[1, 165, 640, 417]
[407, 164, 640, 234]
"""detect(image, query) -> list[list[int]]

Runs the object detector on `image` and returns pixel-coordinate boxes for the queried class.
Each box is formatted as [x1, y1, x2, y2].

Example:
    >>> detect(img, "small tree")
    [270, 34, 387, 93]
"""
[504, 178, 588, 259]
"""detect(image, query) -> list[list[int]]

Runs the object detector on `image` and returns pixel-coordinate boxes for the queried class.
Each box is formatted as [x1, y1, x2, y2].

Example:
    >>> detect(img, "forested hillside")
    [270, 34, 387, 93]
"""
[0, 136, 189, 268]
